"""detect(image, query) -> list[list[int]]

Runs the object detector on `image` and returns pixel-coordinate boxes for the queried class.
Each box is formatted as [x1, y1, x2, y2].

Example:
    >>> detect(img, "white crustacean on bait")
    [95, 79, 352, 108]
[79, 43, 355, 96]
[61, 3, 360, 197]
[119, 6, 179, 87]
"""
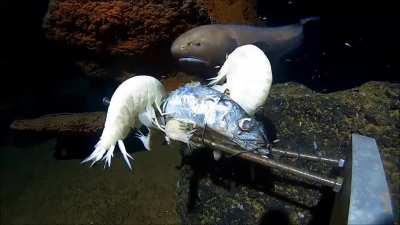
[82, 45, 274, 169]
[208, 44, 273, 116]
[81, 75, 166, 170]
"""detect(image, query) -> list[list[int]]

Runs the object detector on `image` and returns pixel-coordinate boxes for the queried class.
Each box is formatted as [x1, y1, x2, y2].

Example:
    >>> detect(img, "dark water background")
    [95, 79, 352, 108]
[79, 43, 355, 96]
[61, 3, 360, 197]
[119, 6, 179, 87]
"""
[0, 0, 399, 224]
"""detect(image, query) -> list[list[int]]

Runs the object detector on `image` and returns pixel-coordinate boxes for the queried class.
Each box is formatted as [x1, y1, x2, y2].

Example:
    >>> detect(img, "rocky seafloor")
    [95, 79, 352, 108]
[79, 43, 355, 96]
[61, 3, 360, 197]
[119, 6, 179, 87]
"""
[10, 79, 399, 225]
[176, 81, 399, 225]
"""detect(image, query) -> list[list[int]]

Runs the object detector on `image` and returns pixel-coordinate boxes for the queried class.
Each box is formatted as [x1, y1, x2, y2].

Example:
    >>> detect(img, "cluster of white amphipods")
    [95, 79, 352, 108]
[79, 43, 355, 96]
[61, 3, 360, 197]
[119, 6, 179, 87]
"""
[81, 44, 273, 170]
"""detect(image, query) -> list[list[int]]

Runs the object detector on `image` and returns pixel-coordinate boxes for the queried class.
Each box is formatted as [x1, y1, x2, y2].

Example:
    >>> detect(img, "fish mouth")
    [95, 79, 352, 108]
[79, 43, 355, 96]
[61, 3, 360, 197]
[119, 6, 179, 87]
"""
[178, 57, 210, 66]
[176, 57, 214, 75]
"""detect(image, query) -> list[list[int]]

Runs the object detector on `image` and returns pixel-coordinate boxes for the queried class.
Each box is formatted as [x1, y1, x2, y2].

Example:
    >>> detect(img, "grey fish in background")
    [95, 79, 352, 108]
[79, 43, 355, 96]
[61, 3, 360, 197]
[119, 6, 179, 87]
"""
[162, 83, 270, 158]
[170, 17, 319, 76]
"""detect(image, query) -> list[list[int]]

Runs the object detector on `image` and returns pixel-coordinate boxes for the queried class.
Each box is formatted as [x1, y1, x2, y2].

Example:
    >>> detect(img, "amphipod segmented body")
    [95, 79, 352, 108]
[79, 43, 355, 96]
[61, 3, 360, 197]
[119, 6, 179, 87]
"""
[82, 75, 166, 169]
[208, 44, 273, 116]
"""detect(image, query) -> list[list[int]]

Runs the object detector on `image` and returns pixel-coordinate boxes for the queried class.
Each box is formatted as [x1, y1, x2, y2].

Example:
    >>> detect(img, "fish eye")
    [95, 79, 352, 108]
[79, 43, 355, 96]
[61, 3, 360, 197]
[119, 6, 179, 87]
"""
[195, 42, 201, 47]
[238, 118, 252, 131]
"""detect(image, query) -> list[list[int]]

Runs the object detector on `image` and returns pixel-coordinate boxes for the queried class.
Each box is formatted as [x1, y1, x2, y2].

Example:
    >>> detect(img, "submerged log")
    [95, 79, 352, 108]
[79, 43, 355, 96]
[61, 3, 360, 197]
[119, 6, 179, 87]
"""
[9, 112, 106, 136]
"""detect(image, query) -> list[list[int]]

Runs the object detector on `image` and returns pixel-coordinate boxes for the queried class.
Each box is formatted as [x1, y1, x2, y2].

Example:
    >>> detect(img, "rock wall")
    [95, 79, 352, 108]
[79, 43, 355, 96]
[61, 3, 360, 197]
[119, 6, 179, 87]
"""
[43, 0, 210, 56]
[198, 0, 257, 24]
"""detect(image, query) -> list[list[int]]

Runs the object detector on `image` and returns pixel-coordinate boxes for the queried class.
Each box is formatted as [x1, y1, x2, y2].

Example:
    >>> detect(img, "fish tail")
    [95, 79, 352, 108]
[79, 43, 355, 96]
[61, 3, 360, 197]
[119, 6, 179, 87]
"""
[300, 16, 320, 25]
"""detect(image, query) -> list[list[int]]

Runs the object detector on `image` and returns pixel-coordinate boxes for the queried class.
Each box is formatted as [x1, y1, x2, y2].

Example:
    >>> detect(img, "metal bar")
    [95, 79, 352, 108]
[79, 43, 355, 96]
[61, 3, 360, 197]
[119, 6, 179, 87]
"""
[190, 132, 343, 192]
[270, 148, 346, 168]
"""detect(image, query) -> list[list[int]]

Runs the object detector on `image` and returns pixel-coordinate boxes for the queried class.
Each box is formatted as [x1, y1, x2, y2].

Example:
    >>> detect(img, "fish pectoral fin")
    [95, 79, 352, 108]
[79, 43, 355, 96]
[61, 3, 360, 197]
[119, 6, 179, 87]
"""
[165, 119, 196, 144]
[172, 118, 196, 131]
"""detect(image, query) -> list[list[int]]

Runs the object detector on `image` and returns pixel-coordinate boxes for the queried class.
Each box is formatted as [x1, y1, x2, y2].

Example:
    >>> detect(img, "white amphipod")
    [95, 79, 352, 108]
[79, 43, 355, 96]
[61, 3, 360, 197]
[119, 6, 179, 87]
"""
[81, 75, 166, 169]
[208, 44, 273, 116]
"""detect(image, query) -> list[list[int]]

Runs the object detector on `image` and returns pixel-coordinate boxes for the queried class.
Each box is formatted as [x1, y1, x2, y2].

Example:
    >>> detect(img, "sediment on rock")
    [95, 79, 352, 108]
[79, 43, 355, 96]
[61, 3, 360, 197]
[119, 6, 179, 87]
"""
[43, 0, 210, 56]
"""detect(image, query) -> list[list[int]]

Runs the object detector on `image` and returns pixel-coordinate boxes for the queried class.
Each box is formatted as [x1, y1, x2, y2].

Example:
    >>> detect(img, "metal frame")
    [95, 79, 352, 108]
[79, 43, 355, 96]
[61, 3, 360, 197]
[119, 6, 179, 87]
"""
[330, 134, 395, 225]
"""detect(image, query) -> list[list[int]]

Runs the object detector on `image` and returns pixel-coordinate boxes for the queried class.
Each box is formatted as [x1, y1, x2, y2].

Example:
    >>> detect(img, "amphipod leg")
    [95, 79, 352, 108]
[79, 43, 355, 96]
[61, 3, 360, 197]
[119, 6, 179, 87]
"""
[81, 144, 108, 166]
[213, 150, 222, 160]
[117, 140, 134, 170]
[223, 88, 230, 97]
[134, 128, 151, 151]
[149, 104, 166, 132]
[152, 116, 165, 132]
[155, 101, 167, 116]
[102, 145, 115, 168]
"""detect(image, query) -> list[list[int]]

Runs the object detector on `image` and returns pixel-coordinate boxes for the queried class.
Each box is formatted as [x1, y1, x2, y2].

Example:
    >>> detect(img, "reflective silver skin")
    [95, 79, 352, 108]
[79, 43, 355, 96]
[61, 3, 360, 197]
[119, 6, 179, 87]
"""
[162, 83, 269, 155]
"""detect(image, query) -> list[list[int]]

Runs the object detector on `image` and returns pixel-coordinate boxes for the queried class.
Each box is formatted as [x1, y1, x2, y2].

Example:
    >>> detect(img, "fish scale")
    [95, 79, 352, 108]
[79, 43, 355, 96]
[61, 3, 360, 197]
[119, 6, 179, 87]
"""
[162, 83, 270, 155]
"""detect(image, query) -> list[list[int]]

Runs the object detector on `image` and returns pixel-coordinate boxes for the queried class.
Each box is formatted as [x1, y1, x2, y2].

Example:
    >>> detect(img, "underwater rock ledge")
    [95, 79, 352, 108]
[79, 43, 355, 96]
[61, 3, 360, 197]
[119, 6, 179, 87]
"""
[176, 81, 399, 225]
[8, 73, 198, 136]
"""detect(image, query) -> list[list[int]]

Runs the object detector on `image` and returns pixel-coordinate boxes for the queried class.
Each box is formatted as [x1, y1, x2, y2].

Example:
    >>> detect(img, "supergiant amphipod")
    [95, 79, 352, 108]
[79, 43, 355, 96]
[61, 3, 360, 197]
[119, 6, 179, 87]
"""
[81, 75, 166, 169]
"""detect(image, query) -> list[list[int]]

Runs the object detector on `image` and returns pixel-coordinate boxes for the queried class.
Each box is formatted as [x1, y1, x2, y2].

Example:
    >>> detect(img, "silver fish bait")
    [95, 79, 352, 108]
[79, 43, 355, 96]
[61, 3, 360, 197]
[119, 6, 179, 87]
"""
[162, 83, 270, 156]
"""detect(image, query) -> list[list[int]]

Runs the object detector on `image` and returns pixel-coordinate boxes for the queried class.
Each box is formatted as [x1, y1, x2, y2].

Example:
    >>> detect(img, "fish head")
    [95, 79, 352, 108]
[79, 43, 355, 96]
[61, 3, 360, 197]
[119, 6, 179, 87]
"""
[171, 25, 237, 74]
[232, 117, 270, 155]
